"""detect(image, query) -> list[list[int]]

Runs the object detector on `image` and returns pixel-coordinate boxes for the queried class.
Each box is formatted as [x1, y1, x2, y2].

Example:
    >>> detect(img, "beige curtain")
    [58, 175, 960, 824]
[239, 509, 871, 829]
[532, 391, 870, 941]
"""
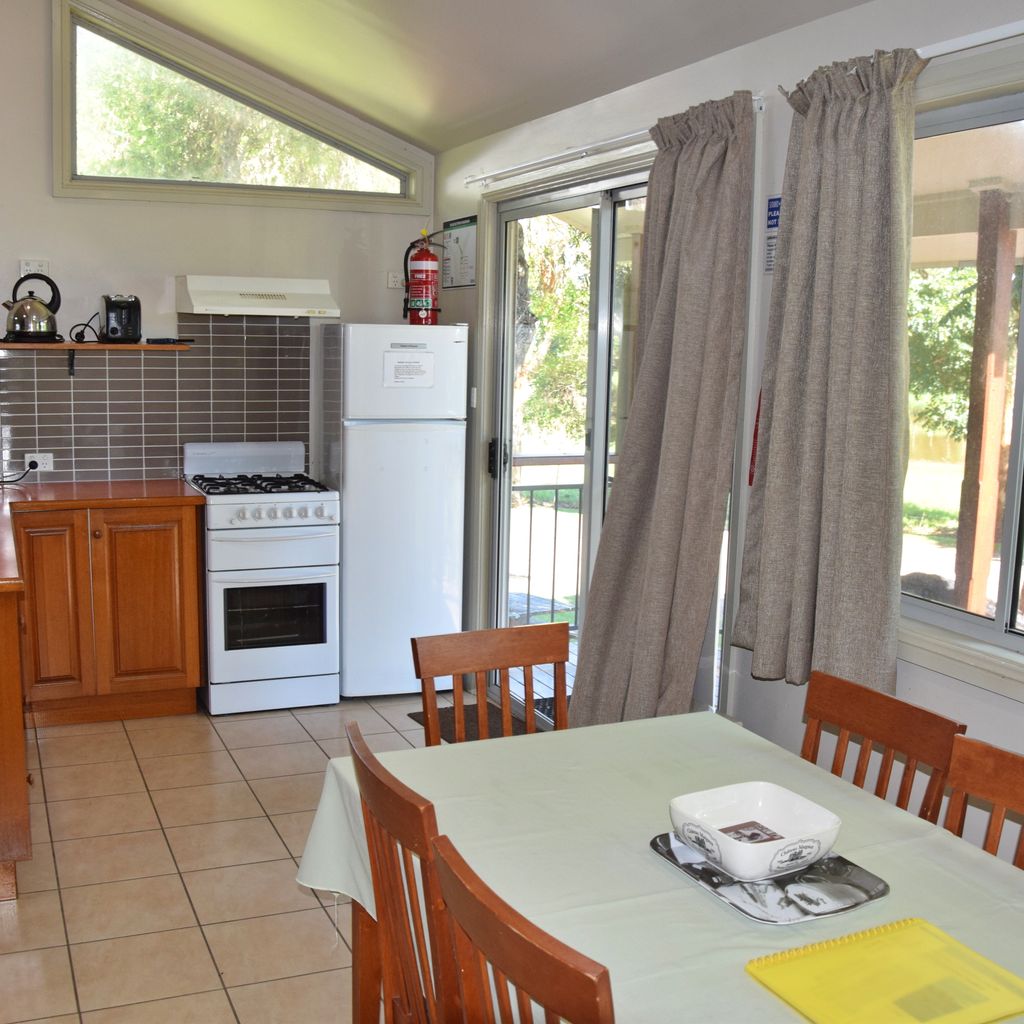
[569, 92, 754, 726]
[733, 50, 927, 692]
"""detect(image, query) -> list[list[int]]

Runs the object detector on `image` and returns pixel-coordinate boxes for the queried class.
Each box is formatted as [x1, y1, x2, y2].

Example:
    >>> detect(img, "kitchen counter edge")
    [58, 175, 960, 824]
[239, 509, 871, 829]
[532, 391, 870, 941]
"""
[0, 480, 205, 591]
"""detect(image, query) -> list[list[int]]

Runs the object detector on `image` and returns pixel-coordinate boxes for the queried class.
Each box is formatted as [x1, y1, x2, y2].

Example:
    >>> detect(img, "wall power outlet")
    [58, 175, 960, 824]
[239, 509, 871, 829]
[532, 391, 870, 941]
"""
[25, 452, 54, 472]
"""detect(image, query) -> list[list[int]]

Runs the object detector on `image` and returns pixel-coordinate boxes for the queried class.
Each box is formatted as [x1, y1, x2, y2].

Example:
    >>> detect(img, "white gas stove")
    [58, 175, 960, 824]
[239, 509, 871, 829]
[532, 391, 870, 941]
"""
[184, 442, 340, 715]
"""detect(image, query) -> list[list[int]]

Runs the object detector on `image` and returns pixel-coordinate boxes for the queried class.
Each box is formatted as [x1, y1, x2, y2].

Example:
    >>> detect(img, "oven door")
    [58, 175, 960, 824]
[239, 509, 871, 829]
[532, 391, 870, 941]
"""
[208, 564, 339, 684]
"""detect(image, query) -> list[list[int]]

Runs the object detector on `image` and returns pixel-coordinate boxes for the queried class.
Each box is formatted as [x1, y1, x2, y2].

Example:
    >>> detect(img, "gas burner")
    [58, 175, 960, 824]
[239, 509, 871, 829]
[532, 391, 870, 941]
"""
[189, 472, 329, 497]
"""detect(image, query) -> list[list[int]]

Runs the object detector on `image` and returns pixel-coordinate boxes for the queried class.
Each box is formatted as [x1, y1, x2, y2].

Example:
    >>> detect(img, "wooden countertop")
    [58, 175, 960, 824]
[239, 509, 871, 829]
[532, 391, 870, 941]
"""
[0, 480, 204, 593]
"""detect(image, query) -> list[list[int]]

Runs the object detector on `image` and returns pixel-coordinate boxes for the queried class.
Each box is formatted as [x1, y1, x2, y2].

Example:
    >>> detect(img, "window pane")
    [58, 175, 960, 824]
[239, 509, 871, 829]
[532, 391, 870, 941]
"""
[606, 196, 645, 508]
[74, 24, 403, 195]
[901, 117, 1024, 619]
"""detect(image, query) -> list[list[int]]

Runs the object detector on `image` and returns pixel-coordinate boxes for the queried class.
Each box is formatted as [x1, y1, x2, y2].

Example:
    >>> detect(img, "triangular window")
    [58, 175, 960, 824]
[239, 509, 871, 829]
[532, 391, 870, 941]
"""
[73, 22, 405, 196]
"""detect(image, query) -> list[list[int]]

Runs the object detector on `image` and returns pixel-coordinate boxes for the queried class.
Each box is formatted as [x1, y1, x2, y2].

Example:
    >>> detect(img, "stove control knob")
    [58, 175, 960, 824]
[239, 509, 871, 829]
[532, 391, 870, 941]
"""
[298, 507, 309, 519]
[315, 506, 326, 518]
[252, 508, 263, 520]
[283, 507, 295, 519]
[236, 508, 248, 521]
[267, 507, 279, 520]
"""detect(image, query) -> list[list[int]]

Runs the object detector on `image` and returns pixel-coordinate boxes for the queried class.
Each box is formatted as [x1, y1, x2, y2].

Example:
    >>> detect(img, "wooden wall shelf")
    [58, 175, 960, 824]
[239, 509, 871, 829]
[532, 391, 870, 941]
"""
[0, 342, 190, 376]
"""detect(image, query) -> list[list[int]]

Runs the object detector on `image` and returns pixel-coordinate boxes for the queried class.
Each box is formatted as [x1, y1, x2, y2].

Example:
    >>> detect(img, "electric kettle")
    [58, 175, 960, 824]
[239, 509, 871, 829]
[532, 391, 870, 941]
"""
[4, 274, 62, 341]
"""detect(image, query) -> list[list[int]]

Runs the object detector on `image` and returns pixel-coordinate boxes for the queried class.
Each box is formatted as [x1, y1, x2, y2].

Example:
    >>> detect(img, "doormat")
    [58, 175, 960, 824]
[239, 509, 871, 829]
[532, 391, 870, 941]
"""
[408, 703, 529, 742]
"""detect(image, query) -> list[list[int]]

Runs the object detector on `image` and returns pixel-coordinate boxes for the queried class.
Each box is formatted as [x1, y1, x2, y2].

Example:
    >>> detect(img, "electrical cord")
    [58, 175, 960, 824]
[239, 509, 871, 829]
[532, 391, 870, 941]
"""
[70, 311, 101, 343]
[1, 463, 36, 485]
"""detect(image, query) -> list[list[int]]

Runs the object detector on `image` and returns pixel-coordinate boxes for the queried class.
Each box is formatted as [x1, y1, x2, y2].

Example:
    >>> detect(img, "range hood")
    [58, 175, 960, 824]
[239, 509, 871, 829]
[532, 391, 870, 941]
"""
[175, 276, 340, 317]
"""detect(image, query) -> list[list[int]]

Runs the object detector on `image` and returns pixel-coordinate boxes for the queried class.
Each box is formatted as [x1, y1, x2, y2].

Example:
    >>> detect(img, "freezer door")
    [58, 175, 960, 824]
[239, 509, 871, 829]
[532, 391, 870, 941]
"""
[341, 420, 464, 695]
[343, 323, 468, 420]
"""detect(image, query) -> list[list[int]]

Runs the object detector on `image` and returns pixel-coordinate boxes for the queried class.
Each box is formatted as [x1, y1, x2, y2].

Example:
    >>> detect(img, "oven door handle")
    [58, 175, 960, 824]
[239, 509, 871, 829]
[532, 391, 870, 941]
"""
[216, 571, 338, 585]
[215, 531, 338, 542]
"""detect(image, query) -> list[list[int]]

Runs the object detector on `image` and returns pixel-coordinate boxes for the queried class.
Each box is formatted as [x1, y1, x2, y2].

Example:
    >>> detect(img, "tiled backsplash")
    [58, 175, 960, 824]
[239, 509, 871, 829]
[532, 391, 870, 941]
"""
[0, 315, 310, 482]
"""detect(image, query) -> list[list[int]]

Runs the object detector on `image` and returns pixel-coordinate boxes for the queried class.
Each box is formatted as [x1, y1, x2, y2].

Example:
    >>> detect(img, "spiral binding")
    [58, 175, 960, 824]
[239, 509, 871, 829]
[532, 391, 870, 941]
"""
[748, 917, 921, 970]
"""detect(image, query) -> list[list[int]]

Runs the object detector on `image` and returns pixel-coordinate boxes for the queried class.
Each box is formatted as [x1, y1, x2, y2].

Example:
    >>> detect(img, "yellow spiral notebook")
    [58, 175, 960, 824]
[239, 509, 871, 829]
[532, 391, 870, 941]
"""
[746, 918, 1024, 1024]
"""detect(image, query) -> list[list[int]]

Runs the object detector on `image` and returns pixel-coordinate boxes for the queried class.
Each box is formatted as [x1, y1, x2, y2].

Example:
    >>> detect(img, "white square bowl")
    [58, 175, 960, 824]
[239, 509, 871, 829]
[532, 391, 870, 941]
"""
[669, 781, 841, 881]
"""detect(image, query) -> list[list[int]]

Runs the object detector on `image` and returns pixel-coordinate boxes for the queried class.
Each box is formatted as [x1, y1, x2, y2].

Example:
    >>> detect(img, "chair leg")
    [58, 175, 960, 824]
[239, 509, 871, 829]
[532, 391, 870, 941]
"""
[352, 901, 383, 1024]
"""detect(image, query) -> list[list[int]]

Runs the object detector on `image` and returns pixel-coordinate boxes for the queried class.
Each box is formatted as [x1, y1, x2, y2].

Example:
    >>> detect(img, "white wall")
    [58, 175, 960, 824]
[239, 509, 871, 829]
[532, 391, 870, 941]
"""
[435, 0, 1024, 753]
[0, 0, 425, 341]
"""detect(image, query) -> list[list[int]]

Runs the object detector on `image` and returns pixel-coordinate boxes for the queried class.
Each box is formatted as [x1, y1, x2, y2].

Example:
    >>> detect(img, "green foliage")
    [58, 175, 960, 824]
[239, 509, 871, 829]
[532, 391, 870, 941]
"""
[902, 501, 958, 542]
[907, 265, 1021, 441]
[75, 26, 398, 193]
[907, 267, 977, 441]
[517, 222, 591, 441]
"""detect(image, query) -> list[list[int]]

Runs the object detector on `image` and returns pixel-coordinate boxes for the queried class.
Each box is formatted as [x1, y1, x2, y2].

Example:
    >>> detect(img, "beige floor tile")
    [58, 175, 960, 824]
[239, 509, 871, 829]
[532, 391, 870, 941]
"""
[36, 720, 126, 738]
[214, 716, 311, 749]
[18, 1016, 79, 1024]
[15, 843, 57, 894]
[54, 831, 175, 888]
[37, 732, 134, 768]
[204, 908, 351, 988]
[127, 723, 224, 758]
[229, 968, 352, 1024]
[42, 760, 145, 802]
[318, 731, 417, 758]
[0, 946, 77, 1024]
[248, 773, 325, 815]
[82, 990, 236, 1023]
[30, 800, 50, 843]
[48, 792, 159, 841]
[399, 727, 426, 748]
[293, 702, 393, 739]
[368, 699, 427, 731]
[270, 811, 315, 858]
[25, 743, 40, 770]
[138, 750, 243, 791]
[122, 713, 209, 733]
[62, 875, 196, 944]
[27, 773, 45, 804]
[231, 741, 328, 780]
[151, 781, 263, 827]
[71, 927, 220, 1012]
[165, 817, 289, 872]
[207, 709, 293, 723]
[183, 859, 319, 924]
[0, 891, 65, 955]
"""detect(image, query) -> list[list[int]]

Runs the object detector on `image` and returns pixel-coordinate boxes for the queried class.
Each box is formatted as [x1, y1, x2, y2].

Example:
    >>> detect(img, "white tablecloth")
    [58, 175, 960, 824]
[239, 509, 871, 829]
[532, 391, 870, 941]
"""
[297, 711, 1024, 1022]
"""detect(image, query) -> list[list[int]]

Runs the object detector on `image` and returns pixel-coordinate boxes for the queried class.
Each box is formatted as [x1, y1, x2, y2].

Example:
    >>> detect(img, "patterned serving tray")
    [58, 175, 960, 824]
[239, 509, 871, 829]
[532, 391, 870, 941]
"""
[650, 832, 889, 925]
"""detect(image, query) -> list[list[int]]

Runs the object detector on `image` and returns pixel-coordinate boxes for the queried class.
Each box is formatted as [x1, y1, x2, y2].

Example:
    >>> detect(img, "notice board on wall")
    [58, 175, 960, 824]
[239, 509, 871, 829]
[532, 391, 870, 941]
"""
[442, 216, 477, 288]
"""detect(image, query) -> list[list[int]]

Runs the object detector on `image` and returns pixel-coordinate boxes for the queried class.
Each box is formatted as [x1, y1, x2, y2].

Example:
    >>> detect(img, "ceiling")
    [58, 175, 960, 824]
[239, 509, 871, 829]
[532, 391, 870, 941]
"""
[123, 0, 872, 152]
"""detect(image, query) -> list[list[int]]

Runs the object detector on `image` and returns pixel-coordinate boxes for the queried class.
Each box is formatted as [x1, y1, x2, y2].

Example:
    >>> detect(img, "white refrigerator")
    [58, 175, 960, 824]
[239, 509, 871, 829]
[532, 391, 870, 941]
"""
[320, 323, 468, 696]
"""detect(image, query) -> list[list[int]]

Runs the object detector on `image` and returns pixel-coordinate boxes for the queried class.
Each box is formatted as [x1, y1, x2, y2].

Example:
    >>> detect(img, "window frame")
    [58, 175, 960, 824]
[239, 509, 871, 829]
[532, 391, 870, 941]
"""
[900, 81, 1024, 655]
[52, 0, 433, 215]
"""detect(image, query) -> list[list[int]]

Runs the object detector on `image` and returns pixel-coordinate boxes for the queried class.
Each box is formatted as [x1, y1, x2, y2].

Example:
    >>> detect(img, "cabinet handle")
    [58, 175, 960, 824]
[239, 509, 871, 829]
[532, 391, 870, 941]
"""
[92, 530, 102, 539]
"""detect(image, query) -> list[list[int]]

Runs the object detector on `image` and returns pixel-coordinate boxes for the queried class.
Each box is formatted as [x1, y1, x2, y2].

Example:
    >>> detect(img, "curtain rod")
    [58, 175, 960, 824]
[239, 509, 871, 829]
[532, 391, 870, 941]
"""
[917, 21, 1024, 59]
[463, 95, 765, 189]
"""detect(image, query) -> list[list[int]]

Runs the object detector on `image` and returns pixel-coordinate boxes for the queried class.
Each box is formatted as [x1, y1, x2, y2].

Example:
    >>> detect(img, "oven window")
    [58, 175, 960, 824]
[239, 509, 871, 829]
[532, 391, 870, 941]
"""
[224, 582, 326, 650]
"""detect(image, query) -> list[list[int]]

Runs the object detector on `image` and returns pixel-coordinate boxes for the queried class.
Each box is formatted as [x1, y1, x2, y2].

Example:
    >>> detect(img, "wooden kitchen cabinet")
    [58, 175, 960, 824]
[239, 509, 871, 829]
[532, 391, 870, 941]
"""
[15, 500, 202, 724]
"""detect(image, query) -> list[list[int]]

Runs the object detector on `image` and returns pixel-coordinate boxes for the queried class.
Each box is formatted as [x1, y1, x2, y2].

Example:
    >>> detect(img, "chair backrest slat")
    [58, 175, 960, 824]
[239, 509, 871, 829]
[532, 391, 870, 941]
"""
[943, 735, 1024, 869]
[801, 671, 966, 822]
[432, 834, 616, 1024]
[346, 722, 459, 1021]
[412, 622, 570, 745]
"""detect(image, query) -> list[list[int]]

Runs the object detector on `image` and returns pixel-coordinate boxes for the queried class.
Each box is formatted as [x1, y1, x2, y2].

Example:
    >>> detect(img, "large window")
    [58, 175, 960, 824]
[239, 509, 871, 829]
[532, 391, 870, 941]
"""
[901, 92, 1024, 648]
[54, 0, 431, 214]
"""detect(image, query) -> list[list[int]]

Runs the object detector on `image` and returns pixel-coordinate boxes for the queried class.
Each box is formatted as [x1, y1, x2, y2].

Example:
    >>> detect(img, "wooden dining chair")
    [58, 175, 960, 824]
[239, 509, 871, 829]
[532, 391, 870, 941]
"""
[431, 834, 615, 1024]
[943, 735, 1024, 868]
[346, 721, 459, 1023]
[800, 671, 966, 823]
[411, 621, 570, 746]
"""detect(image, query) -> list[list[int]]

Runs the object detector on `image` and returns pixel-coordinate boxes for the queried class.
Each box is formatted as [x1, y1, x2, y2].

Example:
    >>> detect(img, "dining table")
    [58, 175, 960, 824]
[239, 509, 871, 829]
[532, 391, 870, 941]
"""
[296, 711, 1024, 1022]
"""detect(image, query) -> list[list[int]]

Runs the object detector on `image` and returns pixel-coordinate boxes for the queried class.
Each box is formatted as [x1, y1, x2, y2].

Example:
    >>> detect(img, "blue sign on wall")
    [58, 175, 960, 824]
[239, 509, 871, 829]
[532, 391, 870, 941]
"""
[767, 196, 782, 230]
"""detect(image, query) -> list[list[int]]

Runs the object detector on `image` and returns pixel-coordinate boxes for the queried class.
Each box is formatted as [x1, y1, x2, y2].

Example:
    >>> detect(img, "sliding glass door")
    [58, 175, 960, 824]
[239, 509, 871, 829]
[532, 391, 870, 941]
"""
[491, 184, 646, 689]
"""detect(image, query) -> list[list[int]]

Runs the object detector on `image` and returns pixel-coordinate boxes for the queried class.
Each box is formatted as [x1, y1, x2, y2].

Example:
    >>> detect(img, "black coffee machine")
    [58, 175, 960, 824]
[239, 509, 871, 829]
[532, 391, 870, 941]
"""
[101, 294, 142, 342]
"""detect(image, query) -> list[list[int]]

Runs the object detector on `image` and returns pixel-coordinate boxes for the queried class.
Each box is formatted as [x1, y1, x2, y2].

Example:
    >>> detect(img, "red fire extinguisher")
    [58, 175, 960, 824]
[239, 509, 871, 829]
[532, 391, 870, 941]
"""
[404, 230, 442, 325]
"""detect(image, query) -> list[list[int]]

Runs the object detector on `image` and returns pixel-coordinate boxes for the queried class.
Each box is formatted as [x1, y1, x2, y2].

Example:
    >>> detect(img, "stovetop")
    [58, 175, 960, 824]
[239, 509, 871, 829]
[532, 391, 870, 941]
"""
[189, 473, 330, 496]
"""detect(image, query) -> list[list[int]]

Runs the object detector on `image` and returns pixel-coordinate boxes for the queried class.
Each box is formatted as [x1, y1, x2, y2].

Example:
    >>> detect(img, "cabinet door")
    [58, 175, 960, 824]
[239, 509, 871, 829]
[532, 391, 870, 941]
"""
[14, 509, 96, 702]
[90, 505, 202, 694]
